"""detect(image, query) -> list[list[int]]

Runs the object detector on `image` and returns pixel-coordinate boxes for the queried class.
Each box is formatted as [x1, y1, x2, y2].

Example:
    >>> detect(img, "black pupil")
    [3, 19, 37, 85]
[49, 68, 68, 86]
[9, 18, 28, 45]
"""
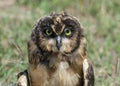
[66, 29, 70, 33]
[47, 29, 51, 33]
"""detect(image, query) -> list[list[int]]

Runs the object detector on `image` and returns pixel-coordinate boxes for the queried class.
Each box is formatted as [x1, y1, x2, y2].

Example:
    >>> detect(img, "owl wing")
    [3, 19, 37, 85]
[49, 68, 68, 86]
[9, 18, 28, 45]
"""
[17, 70, 31, 86]
[83, 58, 95, 86]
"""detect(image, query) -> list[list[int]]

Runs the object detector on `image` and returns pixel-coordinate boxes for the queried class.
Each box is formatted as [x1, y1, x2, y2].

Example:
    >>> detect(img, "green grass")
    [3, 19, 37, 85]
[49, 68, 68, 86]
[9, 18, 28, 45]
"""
[0, 0, 120, 86]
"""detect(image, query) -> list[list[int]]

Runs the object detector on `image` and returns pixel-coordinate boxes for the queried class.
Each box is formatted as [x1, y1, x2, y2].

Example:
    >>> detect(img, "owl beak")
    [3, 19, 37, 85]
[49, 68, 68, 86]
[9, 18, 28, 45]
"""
[56, 36, 61, 50]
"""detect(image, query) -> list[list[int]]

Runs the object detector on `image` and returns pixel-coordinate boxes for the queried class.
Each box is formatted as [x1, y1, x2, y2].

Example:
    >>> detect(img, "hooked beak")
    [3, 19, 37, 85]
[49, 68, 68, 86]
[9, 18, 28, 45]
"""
[56, 36, 61, 50]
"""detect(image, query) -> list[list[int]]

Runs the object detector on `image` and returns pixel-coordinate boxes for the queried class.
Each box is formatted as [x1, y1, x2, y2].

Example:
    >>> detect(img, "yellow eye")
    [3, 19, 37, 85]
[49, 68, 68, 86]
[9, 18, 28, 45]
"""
[65, 29, 72, 36]
[45, 29, 53, 36]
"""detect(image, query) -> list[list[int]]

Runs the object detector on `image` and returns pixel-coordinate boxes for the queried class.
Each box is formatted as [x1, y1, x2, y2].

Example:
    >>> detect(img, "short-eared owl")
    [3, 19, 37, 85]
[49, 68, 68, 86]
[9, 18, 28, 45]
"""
[17, 12, 94, 86]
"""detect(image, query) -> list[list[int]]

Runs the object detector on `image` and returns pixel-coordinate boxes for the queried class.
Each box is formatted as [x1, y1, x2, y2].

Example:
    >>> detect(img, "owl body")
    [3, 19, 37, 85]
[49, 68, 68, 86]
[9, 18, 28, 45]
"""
[28, 50, 84, 86]
[29, 59, 82, 86]
[17, 12, 94, 86]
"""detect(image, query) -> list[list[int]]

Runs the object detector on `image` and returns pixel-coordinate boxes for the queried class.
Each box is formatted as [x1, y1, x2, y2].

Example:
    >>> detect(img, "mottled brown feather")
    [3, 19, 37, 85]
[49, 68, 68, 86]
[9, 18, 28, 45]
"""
[17, 12, 94, 86]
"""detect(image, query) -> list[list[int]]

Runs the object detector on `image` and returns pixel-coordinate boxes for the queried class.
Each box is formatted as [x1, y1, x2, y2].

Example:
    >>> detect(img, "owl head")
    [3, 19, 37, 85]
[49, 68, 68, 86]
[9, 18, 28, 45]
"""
[31, 12, 84, 54]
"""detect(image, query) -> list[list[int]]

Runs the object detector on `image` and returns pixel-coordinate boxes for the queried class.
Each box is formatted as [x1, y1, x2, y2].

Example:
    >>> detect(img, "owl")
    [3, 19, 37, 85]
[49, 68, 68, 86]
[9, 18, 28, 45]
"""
[17, 12, 94, 86]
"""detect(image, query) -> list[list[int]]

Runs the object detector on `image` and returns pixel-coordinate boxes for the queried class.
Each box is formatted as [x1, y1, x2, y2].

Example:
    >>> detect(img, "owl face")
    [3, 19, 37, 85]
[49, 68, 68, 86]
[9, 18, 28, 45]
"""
[34, 12, 83, 54]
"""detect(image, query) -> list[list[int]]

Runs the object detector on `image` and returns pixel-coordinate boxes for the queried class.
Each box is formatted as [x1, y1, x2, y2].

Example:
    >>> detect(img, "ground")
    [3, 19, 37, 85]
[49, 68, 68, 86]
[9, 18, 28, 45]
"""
[0, 0, 120, 86]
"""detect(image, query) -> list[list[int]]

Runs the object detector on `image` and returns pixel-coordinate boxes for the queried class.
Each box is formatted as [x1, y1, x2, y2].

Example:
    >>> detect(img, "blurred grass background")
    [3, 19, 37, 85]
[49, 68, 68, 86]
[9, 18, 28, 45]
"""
[0, 0, 120, 86]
